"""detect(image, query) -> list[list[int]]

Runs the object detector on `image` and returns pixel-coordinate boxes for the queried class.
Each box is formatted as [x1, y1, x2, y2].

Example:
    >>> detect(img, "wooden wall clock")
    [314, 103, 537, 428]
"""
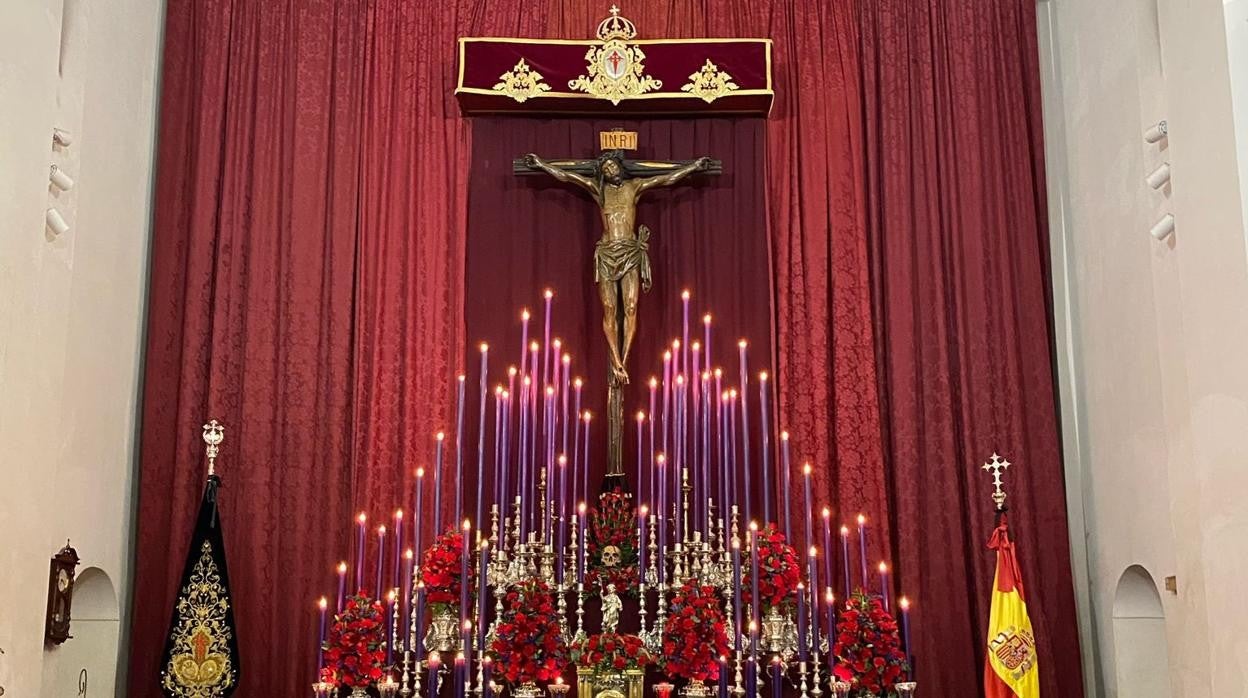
[45, 541, 80, 646]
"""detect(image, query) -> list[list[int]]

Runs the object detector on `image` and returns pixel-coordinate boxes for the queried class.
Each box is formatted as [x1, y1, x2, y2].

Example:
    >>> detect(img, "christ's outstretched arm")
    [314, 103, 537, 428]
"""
[634, 156, 712, 193]
[524, 153, 598, 195]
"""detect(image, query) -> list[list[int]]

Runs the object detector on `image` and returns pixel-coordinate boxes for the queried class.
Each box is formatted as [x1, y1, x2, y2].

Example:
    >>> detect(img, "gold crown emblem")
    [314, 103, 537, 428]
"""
[596, 5, 637, 41]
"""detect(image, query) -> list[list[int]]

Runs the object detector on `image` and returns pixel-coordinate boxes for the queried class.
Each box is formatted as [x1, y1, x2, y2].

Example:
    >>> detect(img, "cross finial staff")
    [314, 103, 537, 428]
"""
[981, 453, 1010, 511]
[203, 419, 225, 477]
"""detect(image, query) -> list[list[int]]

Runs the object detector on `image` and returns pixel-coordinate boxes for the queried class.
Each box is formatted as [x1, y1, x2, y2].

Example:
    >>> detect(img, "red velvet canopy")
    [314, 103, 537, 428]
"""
[457, 37, 773, 115]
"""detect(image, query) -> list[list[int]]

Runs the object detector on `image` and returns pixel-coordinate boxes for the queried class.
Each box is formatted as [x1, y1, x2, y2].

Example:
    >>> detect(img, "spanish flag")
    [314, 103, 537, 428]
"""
[984, 514, 1040, 698]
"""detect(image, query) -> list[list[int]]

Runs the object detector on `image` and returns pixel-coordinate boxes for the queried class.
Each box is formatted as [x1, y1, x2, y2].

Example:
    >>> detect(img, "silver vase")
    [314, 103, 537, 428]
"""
[423, 609, 460, 653]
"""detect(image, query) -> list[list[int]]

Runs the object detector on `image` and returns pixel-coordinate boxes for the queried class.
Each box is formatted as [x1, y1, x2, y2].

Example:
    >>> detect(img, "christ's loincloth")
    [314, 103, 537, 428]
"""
[594, 225, 653, 291]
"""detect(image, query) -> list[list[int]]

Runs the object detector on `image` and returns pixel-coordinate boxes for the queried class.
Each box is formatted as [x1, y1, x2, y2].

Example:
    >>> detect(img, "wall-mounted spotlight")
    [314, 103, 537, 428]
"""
[1145, 162, 1171, 190]
[1143, 120, 1168, 144]
[1150, 213, 1175, 241]
[49, 165, 74, 192]
[46, 208, 70, 236]
[52, 128, 73, 147]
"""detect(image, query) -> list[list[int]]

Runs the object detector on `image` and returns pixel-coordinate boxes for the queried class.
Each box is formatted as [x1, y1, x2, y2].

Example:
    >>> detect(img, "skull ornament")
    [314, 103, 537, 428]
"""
[601, 545, 622, 568]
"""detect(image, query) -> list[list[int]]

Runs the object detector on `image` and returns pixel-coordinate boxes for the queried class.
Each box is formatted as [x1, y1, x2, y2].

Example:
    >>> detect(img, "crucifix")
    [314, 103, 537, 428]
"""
[982, 453, 1012, 511]
[515, 143, 720, 479]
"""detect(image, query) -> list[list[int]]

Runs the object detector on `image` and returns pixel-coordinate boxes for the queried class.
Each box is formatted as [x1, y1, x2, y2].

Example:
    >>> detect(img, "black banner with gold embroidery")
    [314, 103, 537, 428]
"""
[159, 475, 241, 697]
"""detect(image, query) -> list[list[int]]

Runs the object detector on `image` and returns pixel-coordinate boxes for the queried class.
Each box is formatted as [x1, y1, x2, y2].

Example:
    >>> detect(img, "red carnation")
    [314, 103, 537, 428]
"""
[320, 592, 387, 689]
[831, 590, 910, 695]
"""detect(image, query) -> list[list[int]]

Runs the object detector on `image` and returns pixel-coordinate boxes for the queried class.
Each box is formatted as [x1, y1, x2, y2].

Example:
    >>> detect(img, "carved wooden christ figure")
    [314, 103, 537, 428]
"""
[519, 150, 715, 387]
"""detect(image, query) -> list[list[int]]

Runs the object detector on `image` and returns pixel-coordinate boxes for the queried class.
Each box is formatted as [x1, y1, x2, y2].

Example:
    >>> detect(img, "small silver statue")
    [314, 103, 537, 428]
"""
[602, 583, 623, 634]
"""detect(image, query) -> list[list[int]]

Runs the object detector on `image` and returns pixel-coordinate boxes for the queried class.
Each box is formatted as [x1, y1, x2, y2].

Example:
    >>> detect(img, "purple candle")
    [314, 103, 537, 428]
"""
[433, 433, 446, 535]
[317, 597, 328, 673]
[557, 455, 568, 584]
[459, 521, 470, 639]
[483, 656, 494, 698]
[759, 371, 772, 525]
[737, 341, 752, 525]
[703, 314, 712, 382]
[796, 583, 808, 662]
[493, 387, 504, 519]
[542, 289, 553, 386]
[402, 548, 414, 635]
[770, 655, 782, 698]
[355, 513, 367, 590]
[375, 525, 387, 599]
[802, 464, 814, 555]
[476, 344, 489, 533]
[638, 505, 648, 574]
[385, 590, 396, 666]
[636, 411, 645, 500]
[335, 562, 346, 612]
[840, 525, 851, 597]
[692, 344, 701, 513]
[426, 650, 440, 698]
[518, 379, 530, 541]
[879, 561, 890, 611]
[825, 589, 836, 654]
[727, 390, 738, 519]
[718, 655, 728, 698]
[454, 652, 466, 698]
[781, 433, 792, 542]
[662, 352, 672, 455]
[681, 289, 691, 370]
[519, 309, 530, 378]
[749, 523, 761, 636]
[700, 372, 711, 531]
[478, 540, 489, 650]
[414, 468, 426, 555]
[657, 454, 667, 584]
[731, 536, 743, 637]
[414, 583, 427, 664]
[821, 510, 834, 594]
[857, 514, 869, 588]
[807, 547, 820, 648]
[899, 597, 913, 674]
[561, 354, 572, 456]
[648, 378, 657, 507]
[454, 375, 466, 524]
[581, 412, 591, 515]
[393, 510, 404, 590]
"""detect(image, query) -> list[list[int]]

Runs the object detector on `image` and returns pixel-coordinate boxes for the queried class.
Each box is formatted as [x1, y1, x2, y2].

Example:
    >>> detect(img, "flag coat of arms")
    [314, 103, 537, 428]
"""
[159, 474, 241, 697]
[984, 514, 1040, 698]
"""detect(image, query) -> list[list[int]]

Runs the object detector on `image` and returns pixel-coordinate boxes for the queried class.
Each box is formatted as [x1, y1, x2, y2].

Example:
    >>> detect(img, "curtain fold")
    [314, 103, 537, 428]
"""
[859, 0, 1083, 695]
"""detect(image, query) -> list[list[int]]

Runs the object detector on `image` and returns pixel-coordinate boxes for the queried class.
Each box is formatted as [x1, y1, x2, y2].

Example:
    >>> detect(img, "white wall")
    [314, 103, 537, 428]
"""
[1228, 0, 1248, 258]
[1039, 0, 1248, 695]
[0, 0, 163, 696]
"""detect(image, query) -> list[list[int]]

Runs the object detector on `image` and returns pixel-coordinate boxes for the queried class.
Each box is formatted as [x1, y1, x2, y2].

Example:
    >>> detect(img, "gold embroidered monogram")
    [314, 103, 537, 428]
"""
[492, 58, 552, 103]
[162, 541, 237, 697]
[680, 59, 740, 103]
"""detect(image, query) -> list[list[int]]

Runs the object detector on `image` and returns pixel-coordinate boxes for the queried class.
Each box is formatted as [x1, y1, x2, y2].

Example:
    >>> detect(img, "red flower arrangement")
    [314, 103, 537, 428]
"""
[488, 579, 570, 685]
[742, 524, 801, 612]
[660, 580, 730, 682]
[586, 489, 640, 595]
[831, 591, 910, 695]
[419, 527, 474, 612]
[319, 592, 386, 689]
[571, 632, 652, 674]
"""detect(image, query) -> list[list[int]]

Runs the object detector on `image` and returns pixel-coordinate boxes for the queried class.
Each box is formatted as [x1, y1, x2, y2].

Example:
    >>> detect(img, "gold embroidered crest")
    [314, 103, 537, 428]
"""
[161, 541, 237, 696]
[568, 6, 663, 105]
[492, 58, 552, 103]
[680, 59, 740, 103]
